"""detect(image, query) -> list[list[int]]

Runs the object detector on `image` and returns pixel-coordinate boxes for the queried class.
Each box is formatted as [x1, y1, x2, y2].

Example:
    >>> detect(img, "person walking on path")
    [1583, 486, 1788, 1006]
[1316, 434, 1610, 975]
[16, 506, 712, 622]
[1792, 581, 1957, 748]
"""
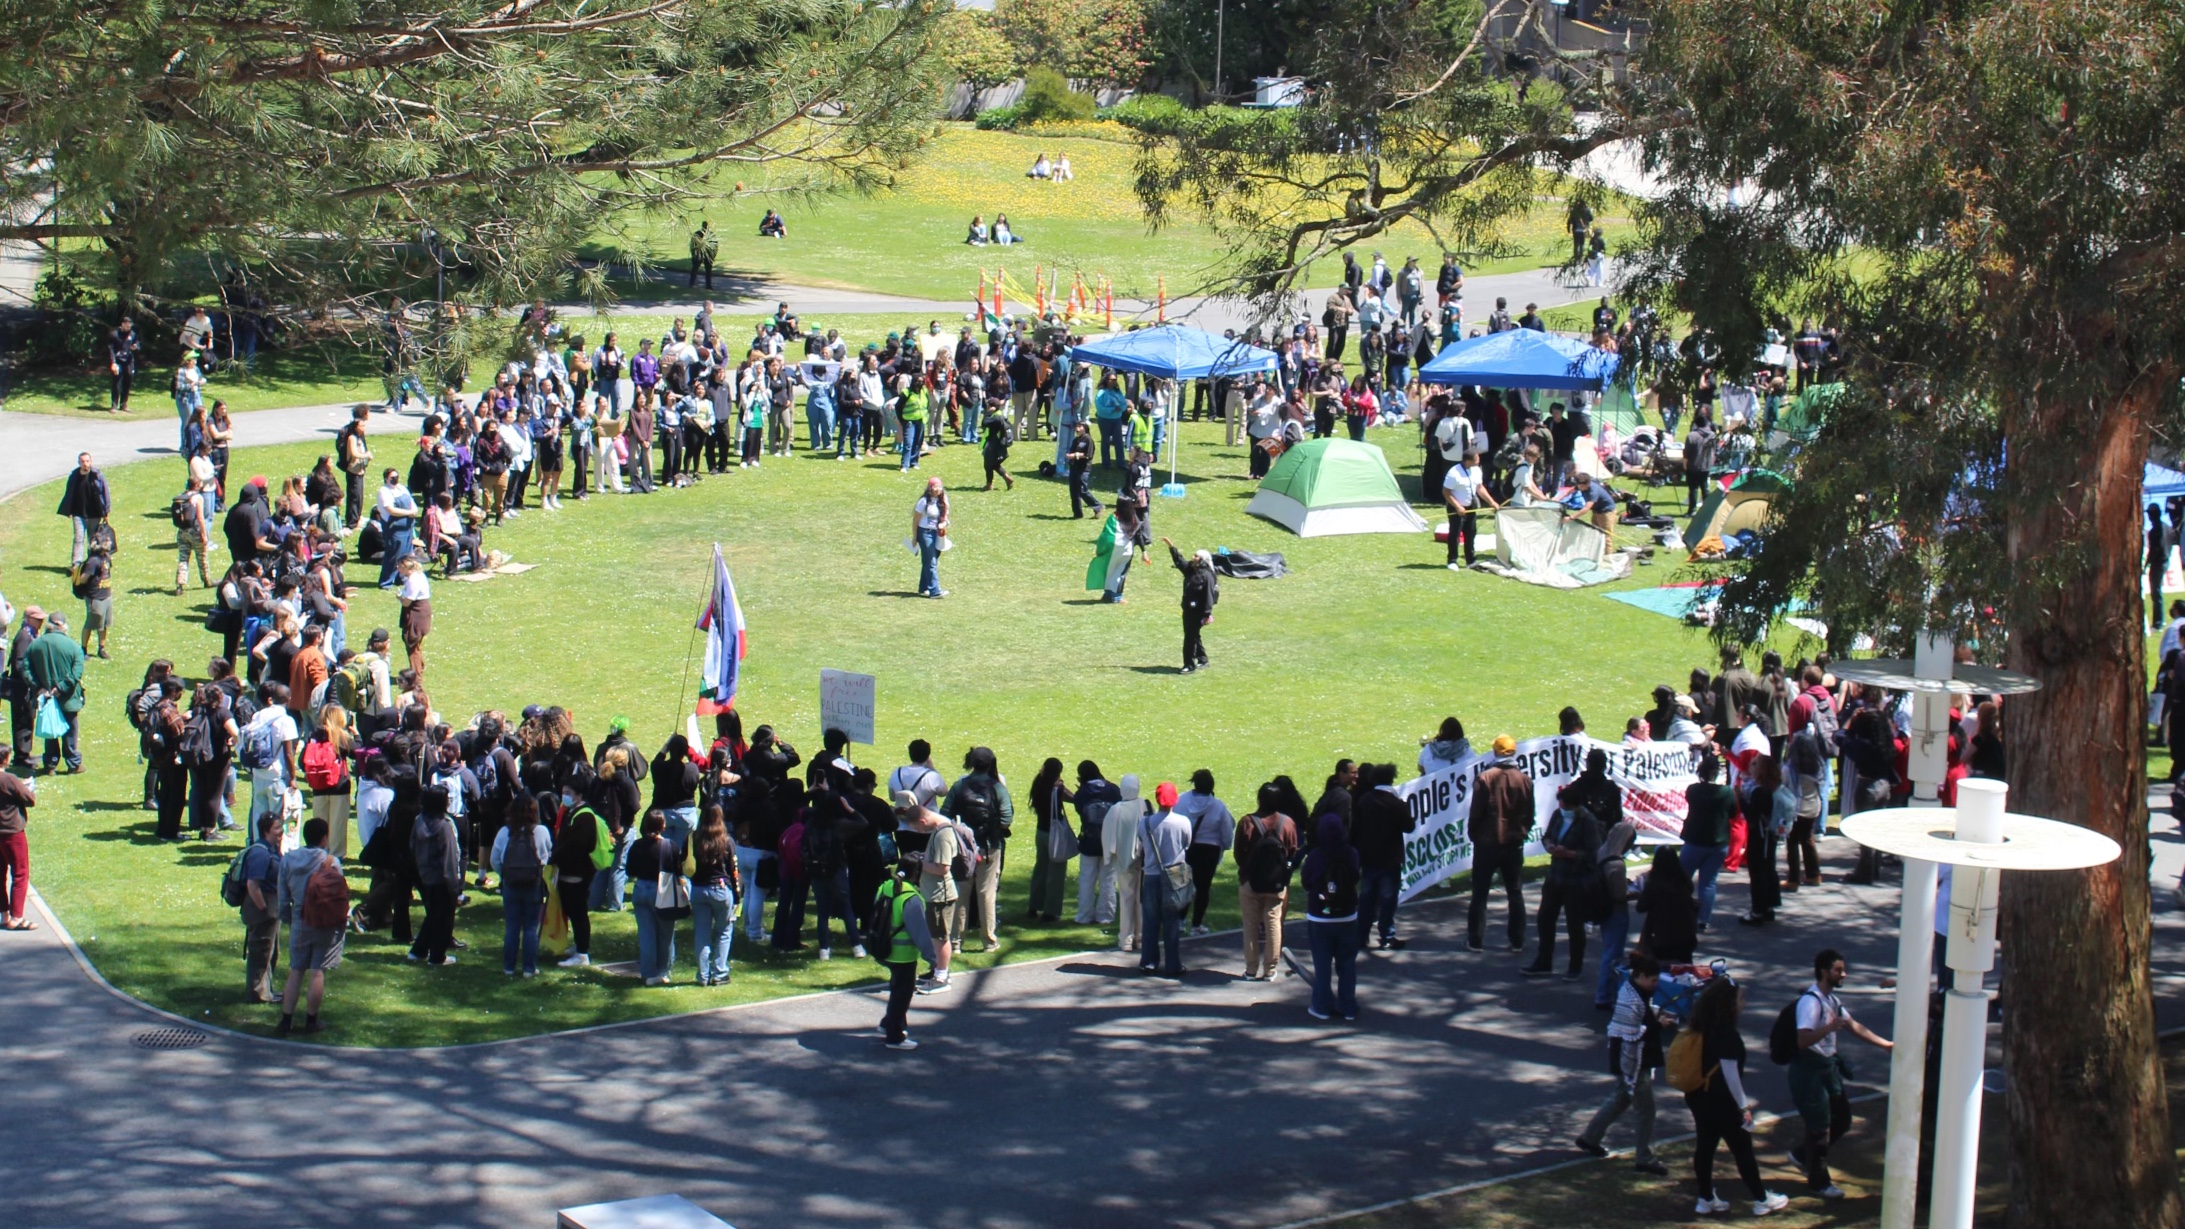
[1172, 767, 1233, 935]
[1138, 781, 1191, 977]
[1162, 537, 1218, 673]
[57, 453, 110, 568]
[1574, 951, 1668, 1174]
[24, 615, 86, 775]
[873, 852, 938, 1049]
[1787, 949, 1893, 1200]
[1677, 977, 1790, 1217]
[1301, 814, 1361, 1020]
[1234, 784, 1299, 981]
[275, 816, 343, 1035]
[911, 478, 950, 599]
[106, 317, 141, 413]
[1467, 735, 1533, 952]
[237, 812, 283, 1002]
[0, 746, 35, 930]
[1522, 795, 1603, 979]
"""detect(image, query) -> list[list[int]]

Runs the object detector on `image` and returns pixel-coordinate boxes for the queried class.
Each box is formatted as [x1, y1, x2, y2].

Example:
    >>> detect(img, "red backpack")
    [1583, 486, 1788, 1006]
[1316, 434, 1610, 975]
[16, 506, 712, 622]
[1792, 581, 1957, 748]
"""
[300, 738, 347, 792]
[301, 856, 349, 930]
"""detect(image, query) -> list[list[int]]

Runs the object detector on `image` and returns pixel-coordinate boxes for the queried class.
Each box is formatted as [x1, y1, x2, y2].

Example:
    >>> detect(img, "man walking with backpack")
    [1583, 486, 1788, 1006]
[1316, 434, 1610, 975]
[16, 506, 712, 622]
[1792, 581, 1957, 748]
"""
[1778, 949, 1891, 1200]
[275, 816, 344, 1033]
[1234, 784, 1299, 981]
[871, 849, 939, 1050]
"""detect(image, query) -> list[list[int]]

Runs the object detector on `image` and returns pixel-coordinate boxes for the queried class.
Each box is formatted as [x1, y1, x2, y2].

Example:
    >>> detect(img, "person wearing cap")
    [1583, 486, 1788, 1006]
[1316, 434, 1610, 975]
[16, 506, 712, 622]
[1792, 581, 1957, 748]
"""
[1137, 781, 1191, 976]
[892, 792, 957, 993]
[1666, 694, 1711, 747]
[1162, 537, 1218, 673]
[1467, 735, 1533, 952]
[872, 835, 939, 1049]
[1442, 445, 1500, 570]
[8, 606, 46, 763]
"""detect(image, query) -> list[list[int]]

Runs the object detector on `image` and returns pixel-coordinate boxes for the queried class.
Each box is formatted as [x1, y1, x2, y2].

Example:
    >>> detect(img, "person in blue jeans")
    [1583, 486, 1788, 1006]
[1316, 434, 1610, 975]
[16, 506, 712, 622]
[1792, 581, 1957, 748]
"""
[492, 797, 553, 976]
[1138, 782, 1190, 976]
[689, 807, 739, 987]
[1349, 762, 1416, 950]
[1678, 752, 1735, 930]
[374, 471, 418, 589]
[1303, 814, 1362, 1020]
[911, 479, 949, 599]
[627, 810, 679, 985]
[1093, 375, 1128, 468]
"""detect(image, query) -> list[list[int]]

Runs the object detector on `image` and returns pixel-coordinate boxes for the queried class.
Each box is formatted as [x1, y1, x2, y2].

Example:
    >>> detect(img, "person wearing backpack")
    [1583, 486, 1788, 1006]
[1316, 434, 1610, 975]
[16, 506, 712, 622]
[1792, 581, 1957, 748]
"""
[301, 706, 355, 858]
[240, 681, 300, 837]
[1071, 760, 1122, 926]
[802, 773, 868, 961]
[145, 679, 189, 841]
[1574, 952, 1667, 1174]
[895, 793, 958, 994]
[872, 852, 940, 1050]
[235, 811, 284, 1003]
[1786, 663, 1839, 818]
[175, 474, 215, 597]
[1672, 975, 1789, 1217]
[183, 681, 237, 841]
[490, 792, 554, 977]
[1782, 949, 1892, 1200]
[275, 816, 345, 1034]
[1234, 784, 1299, 982]
[407, 785, 462, 967]
[941, 746, 1013, 952]
[1300, 814, 1361, 1020]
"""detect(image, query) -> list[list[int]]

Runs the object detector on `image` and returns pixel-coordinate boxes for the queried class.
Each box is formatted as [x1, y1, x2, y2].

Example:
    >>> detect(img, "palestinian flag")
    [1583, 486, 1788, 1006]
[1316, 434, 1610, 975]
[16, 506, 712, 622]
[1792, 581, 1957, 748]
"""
[1086, 514, 1130, 594]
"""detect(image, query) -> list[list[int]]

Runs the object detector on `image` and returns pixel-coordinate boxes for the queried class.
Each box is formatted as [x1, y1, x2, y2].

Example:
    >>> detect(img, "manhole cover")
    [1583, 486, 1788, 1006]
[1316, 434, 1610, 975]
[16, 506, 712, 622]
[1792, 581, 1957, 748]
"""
[132, 1027, 213, 1051]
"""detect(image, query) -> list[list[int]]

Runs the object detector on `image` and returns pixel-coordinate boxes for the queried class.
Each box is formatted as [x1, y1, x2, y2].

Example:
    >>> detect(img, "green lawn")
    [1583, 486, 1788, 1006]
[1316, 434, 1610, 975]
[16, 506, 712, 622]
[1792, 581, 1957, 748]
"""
[3, 406, 1737, 1047]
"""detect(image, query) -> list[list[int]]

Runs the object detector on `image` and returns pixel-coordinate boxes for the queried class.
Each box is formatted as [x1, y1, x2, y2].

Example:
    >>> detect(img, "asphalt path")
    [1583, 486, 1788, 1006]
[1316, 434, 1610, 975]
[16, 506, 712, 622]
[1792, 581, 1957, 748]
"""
[10, 816, 2184, 1229]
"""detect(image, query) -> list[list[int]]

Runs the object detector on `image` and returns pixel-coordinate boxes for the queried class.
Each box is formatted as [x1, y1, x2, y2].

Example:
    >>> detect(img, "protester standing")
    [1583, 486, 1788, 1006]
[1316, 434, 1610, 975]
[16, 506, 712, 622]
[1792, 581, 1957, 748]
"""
[1234, 784, 1299, 980]
[942, 746, 1012, 951]
[1138, 782, 1190, 976]
[24, 615, 86, 775]
[1467, 736, 1533, 952]
[491, 793, 554, 977]
[873, 853, 938, 1049]
[1071, 761, 1121, 925]
[1171, 768, 1233, 935]
[275, 816, 343, 1034]
[912, 478, 950, 599]
[1301, 814, 1361, 1020]
[1350, 764, 1415, 950]
[237, 812, 283, 1001]
[1107, 773, 1146, 953]
[1162, 538, 1217, 673]
[1679, 752, 1734, 930]
[1522, 796, 1602, 979]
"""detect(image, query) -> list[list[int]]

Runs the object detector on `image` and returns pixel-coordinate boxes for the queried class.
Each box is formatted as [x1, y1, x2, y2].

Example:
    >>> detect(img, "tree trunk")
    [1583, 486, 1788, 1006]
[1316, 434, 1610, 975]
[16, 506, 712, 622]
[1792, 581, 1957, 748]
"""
[2002, 364, 2182, 1229]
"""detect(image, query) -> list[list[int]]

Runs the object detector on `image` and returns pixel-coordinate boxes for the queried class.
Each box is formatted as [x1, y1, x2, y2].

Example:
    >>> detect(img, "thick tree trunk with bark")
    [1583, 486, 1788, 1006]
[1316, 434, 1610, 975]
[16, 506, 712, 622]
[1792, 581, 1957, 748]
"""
[2001, 365, 2182, 1229]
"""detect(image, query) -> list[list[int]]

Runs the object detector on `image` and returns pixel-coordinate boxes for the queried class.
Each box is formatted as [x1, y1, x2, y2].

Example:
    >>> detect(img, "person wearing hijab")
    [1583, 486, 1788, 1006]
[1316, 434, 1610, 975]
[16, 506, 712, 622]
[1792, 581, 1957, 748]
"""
[1105, 773, 1147, 953]
[1301, 813, 1361, 1020]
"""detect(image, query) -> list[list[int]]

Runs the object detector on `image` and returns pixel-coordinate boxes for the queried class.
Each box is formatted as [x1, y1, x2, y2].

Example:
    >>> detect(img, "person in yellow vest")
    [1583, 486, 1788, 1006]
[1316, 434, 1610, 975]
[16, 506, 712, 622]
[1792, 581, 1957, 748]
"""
[872, 829, 939, 1050]
[1124, 400, 1156, 458]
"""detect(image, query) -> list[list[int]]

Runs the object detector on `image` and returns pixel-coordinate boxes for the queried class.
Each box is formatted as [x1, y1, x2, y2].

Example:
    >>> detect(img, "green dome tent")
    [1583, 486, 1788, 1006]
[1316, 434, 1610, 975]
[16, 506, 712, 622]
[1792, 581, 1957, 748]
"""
[1245, 438, 1429, 537]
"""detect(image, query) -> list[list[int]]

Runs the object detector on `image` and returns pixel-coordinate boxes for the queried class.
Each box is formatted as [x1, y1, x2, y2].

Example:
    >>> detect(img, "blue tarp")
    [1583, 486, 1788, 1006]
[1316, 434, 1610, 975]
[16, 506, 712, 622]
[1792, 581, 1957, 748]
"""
[2148, 462, 2185, 501]
[1069, 324, 1279, 381]
[1417, 329, 1620, 391]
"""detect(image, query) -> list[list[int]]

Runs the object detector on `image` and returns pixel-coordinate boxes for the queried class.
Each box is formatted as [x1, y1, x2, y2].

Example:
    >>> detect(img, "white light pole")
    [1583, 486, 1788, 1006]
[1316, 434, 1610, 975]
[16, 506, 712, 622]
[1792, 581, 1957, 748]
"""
[1841, 780, 2119, 1229]
[1831, 636, 2038, 1229]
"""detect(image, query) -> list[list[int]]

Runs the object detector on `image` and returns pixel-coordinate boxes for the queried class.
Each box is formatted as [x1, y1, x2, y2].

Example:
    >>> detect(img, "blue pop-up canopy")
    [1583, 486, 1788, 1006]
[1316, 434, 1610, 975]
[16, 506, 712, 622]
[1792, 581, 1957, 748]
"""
[2147, 461, 2185, 501]
[1418, 329, 1619, 391]
[1071, 324, 1279, 381]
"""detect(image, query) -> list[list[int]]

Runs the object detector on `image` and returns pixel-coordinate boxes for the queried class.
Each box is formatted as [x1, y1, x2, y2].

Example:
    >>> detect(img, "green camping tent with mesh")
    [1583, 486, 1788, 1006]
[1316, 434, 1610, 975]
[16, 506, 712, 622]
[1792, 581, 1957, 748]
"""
[1245, 438, 1429, 537]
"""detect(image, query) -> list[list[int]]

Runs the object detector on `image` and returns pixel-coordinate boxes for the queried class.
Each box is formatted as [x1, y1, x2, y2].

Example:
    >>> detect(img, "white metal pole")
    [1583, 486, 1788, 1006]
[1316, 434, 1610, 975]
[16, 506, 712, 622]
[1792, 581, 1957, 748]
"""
[1929, 780, 2006, 1229]
[1879, 634, 1953, 1229]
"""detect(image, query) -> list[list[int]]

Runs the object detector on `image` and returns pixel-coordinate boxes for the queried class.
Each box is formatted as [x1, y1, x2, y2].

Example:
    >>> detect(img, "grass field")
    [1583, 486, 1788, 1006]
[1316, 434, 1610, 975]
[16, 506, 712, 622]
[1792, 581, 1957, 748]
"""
[3, 409, 1746, 1047]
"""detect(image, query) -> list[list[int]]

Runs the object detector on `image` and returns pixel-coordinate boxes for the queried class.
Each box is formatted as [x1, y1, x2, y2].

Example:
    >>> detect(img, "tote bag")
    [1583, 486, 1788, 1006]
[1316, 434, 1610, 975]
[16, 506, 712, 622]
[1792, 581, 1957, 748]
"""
[33, 695, 69, 740]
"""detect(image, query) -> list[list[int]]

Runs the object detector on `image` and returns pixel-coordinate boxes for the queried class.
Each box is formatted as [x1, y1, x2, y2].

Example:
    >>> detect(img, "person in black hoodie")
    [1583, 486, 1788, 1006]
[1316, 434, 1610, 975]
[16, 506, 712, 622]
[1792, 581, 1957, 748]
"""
[1349, 763, 1417, 951]
[552, 781, 601, 967]
[801, 768, 868, 959]
[651, 733, 703, 851]
[408, 785, 462, 966]
[1522, 797, 1602, 978]
[1163, 537, 1218, 673]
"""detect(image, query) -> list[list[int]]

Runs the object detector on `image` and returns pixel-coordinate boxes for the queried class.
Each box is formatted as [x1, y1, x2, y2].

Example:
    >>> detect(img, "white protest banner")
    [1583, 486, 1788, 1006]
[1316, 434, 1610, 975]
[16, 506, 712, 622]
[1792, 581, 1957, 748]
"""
[1397, 735, 1698, 902]
[818, 669, 876, 745]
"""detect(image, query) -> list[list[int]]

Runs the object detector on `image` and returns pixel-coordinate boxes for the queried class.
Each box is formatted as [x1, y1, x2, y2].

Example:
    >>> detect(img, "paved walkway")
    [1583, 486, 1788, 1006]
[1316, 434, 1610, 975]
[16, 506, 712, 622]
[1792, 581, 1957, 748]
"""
[9, 818, 2185, 1229]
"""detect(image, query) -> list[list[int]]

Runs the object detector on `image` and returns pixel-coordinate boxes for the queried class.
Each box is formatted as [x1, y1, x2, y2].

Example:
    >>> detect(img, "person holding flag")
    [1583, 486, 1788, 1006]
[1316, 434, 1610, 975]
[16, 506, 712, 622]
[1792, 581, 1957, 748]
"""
[696, 544, 746, 718]
[1087, 503, 1142, 603]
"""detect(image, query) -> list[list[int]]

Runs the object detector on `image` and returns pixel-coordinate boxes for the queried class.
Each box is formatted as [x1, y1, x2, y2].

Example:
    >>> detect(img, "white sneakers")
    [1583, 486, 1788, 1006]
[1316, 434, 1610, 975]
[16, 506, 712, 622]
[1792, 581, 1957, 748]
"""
[1699, 1193, 1789, 1216]
[851, 944, 868, 958]
[884, 1037, 919, 1050]
[817, 948, 832, 961]
[558, 952, 589, 968]
[1693, 1197, 1730, 1215]
[916, 973, 954, 995]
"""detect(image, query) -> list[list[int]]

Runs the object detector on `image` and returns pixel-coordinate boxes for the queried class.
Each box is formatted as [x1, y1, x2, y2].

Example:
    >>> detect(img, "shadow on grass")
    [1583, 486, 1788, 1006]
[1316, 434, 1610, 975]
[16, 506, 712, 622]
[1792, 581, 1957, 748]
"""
[22, 564, 69, 575]
[865, 590, 926, 600]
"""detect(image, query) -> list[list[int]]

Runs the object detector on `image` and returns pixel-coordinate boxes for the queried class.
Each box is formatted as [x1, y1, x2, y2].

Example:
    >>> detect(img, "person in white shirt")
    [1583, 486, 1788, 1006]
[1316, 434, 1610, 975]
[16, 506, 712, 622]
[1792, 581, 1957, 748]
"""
[1052, 154, 1073, 183]
[1442, 447, 1500, 569]
[1028, 152, 1052, 179]
[242, 682, 301, 834]
[910, 478, 950, 599]
[888, 741, 946, 809]
[1789, 949, 1893, 1199]
[1106, 774, 1146, 953]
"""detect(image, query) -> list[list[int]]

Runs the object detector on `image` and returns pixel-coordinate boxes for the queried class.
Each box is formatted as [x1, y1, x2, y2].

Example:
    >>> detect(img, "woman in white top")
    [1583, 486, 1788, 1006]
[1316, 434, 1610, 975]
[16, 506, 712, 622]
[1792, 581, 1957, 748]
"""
[397, 556, 432, 679]
[1053, 154, 1073, 182]
[1028, 152, 1052, 179]
[993, 214, 1018, 245]
[911, 477, 951, 599]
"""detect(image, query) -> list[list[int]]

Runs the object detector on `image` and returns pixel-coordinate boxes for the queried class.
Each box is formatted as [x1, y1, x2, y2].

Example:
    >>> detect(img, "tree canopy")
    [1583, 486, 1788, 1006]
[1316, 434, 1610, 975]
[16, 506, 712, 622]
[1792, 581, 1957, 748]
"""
[0, 0, 950, 314]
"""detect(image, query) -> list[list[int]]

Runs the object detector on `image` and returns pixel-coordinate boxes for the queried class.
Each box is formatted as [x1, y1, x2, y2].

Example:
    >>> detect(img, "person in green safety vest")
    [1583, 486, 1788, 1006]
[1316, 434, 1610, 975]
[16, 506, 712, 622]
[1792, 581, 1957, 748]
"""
[873, 803, 940, 1050]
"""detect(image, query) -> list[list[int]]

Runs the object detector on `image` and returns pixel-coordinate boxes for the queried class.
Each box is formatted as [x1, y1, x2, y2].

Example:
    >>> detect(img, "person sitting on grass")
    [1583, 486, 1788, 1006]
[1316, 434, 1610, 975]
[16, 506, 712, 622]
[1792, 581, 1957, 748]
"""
[965, 214, 990, 245]
[1028, 151, 1053, 179]
[993, 214, 1020, 246]
[758, 209, 787, 239]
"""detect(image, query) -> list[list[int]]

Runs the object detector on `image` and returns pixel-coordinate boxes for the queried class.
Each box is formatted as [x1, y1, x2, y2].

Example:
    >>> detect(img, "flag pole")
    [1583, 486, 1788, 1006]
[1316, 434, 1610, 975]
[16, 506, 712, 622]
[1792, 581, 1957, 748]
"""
[670, 546, 715, 733]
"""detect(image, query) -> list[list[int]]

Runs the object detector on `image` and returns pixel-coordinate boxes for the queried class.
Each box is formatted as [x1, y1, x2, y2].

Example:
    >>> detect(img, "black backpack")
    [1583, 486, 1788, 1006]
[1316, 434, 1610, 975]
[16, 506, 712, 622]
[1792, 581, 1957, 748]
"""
[1244, 815, 1293, 894]
[803, 816, 844, 878]
[500, 824, 543, 890]
[954, 774, 1000, 841]
[178, 707, 217, 769]
[1768, 990, 1820, 1065]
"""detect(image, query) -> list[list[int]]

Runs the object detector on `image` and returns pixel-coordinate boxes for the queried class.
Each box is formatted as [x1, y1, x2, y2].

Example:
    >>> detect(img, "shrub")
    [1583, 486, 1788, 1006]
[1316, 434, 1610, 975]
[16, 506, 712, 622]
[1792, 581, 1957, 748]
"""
[974, 103, 1026, 130]
[1097, 92, 1187, 133]
[28, 268, 104, 370]
[1016, 67, 1095, 124]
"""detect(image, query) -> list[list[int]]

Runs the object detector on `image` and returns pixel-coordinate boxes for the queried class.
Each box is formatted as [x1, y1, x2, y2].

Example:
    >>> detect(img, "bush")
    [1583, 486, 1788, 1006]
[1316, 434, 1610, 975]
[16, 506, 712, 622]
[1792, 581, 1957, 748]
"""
[28, 268, 104, 370]
[1097, 92, 1187, 132]
[1016, 67, 1094, 124]
[974, 103, 1026, 130]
